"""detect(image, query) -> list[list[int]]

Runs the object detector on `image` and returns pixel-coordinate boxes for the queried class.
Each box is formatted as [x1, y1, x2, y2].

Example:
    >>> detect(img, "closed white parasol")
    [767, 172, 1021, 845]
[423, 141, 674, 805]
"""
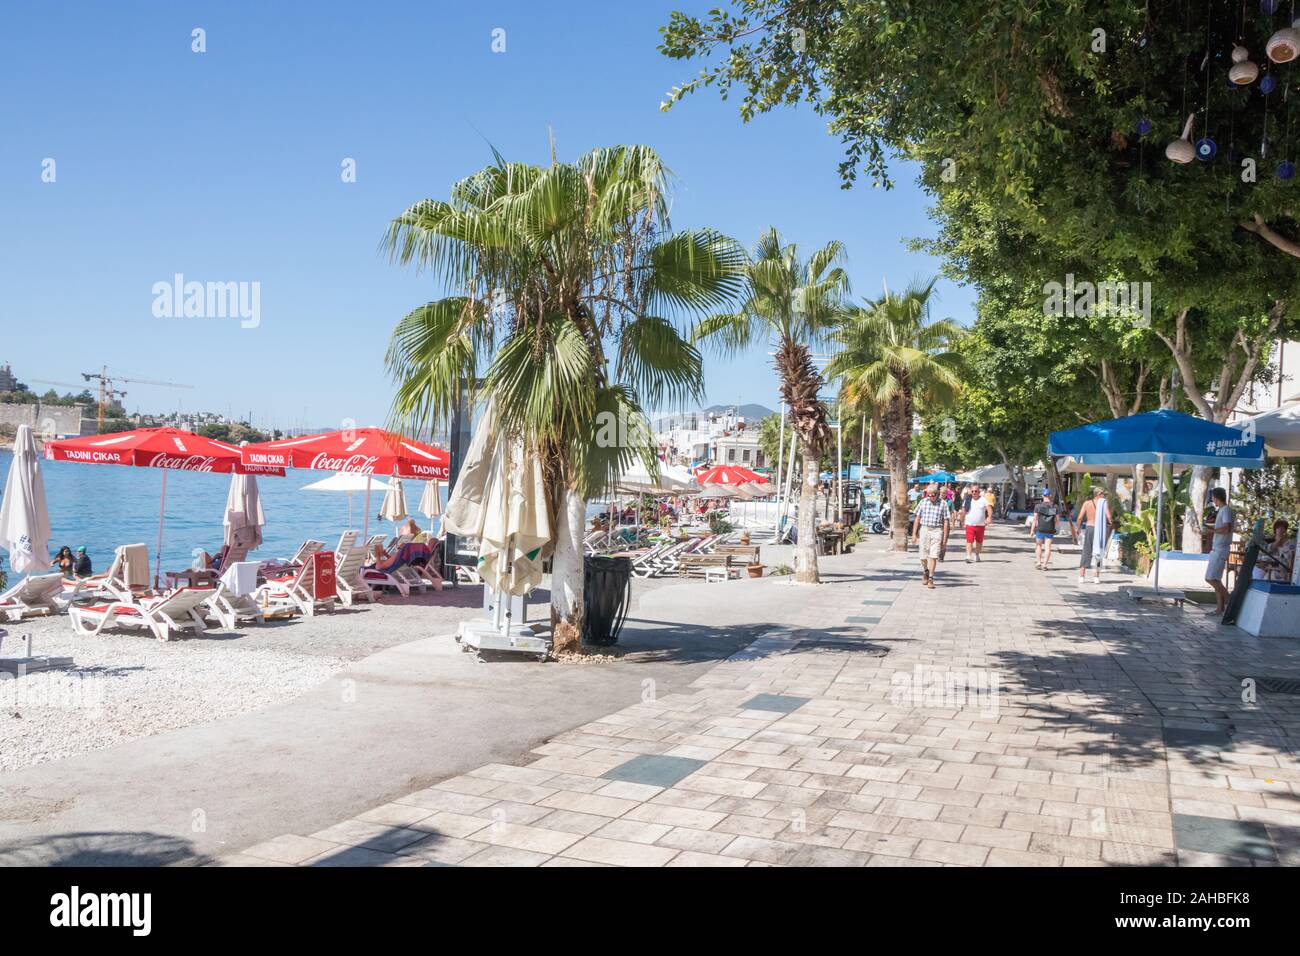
[0, 425, 53, 575]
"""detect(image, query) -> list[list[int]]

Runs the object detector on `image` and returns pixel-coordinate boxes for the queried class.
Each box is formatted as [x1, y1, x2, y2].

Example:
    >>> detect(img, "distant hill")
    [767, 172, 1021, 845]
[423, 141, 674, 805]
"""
[653, 403, 775, 431]
[703, 403, 775, 421]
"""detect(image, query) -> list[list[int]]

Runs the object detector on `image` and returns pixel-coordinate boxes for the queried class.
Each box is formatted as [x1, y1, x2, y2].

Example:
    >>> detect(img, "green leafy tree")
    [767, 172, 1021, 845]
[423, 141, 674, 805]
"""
[693, 228, 849, 582]
[384, 145, 745, 651]
[662, 1, 1300, 549]
[826, 279, 964, 548]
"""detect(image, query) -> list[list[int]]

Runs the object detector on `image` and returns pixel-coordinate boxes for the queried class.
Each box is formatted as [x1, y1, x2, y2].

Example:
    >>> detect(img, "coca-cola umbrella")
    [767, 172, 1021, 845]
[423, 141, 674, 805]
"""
[240, 428, 450, 543]
[45, 427, 285, 587]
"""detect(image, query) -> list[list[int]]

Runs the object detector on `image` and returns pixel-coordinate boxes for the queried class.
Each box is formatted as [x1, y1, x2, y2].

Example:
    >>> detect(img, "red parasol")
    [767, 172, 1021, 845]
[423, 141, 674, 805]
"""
[695, 464, 766, 487]
[46, 427, 285, 475]
[45, 427, 284, 587]
[239, 428, 449, 480]
[240, 428, 449, 542]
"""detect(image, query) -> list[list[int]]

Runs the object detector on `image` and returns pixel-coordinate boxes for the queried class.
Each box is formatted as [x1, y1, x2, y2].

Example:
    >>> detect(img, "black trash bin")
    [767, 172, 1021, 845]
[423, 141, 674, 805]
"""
[583, 554, 633, 646]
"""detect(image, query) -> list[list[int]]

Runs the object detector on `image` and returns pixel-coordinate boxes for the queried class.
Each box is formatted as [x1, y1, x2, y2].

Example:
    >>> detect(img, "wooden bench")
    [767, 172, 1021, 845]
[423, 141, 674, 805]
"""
[678, 554, 739, 579]
[712, 545, 761, 564]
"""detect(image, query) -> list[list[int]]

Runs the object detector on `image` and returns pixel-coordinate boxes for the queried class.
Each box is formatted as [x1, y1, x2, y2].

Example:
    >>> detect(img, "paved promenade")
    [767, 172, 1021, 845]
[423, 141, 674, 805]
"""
[223, 524, 1300, 867]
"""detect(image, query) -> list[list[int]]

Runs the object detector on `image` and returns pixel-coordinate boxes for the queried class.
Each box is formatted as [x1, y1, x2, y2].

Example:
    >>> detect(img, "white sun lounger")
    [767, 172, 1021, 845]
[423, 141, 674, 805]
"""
[258, 551, 338, 617]
[359, 534, 410, 597]
[203, 561, 266, 628]
[0, 573, 67, 621]
[69, 587, 211, 642]
[333, 531, 377, 607]
[68, 544, 153, 605]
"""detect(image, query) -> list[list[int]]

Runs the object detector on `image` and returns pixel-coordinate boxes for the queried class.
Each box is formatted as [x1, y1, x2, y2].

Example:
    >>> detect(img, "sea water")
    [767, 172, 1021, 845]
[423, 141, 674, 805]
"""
[0, 451, 442, 576]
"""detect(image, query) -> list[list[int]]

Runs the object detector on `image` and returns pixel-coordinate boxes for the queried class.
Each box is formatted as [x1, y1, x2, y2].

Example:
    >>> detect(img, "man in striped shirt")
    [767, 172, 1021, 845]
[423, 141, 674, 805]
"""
[911, 482, 951, 589]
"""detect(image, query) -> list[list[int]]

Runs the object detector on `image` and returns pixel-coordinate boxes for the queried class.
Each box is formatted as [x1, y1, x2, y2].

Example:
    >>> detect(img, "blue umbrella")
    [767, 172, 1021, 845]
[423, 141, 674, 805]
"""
[908, 471, 958, 485]
[1049, 410, 1265, 592]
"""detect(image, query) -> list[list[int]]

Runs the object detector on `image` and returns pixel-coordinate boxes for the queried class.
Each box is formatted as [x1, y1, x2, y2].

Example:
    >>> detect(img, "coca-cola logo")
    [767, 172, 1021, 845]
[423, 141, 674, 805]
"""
[149, 453, 217, 472]
[310, 453, 379, 474]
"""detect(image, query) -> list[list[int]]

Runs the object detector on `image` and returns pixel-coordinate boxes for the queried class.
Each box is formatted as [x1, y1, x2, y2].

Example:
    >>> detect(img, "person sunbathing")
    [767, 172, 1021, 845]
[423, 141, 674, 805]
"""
[367, 539, 431, 572]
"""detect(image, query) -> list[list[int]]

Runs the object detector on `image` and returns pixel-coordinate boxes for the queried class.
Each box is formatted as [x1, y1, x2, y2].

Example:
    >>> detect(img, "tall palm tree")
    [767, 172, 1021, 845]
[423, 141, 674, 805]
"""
[825, 279, 964, 551]
[693, 229, 849, 583]
[383, 145, 745, 652]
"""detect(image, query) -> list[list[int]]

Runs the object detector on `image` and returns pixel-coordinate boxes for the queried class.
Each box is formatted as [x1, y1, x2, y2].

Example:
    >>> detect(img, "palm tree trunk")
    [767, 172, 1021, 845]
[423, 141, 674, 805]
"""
[794, 443, 820, 583]
[881, 391, 913, 551]
[550, 487, 586, 655]
[885, 439, 910, 550]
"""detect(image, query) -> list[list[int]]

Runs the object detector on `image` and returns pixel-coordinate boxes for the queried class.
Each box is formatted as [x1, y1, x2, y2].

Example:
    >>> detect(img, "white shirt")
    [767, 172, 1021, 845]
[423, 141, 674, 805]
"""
[964, 496, 989, 526]
[1212, 505, 1234, 554]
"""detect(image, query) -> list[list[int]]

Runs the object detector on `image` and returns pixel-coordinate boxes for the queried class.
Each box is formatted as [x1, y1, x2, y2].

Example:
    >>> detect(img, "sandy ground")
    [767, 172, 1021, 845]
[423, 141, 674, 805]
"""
[0, 575, 687, 773]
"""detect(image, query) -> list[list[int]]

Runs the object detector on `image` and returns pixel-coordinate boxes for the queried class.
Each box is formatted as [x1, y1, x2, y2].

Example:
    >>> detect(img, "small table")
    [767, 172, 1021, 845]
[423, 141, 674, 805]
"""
[164, 568, 218, 590]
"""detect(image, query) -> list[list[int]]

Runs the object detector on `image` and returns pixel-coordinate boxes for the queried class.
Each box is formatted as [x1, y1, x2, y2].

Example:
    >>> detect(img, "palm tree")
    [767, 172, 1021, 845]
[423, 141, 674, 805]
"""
[383, 145, 745, 652]
[825, 279, 964, 551]
[693, 229, 849, 583]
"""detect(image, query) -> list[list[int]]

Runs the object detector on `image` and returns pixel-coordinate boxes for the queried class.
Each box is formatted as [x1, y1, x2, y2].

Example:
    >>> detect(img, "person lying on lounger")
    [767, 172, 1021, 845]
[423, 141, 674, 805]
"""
[367, 539, 432, 572]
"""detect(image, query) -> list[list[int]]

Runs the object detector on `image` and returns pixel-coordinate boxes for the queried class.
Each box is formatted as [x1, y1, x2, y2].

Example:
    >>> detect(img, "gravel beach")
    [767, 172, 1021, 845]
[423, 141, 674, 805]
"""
[0, 586, 489, 772]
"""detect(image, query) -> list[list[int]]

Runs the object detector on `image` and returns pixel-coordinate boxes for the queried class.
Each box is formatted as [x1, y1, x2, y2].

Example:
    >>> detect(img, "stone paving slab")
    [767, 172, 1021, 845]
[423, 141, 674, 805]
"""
[223, 523, 1300, 867]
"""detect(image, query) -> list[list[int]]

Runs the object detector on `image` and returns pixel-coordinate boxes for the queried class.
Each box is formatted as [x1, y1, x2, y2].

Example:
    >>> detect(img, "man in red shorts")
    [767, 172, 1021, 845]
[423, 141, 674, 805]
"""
[960, 482, 991, 564]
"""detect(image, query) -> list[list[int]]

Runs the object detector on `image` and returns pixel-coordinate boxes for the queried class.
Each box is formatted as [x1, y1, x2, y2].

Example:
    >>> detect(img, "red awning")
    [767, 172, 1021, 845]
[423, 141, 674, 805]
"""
[239, 427, 449, 480]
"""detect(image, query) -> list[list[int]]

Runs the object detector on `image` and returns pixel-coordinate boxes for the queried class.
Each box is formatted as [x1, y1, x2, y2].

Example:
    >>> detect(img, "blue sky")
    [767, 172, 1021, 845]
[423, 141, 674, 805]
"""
[1, 0, 974, 431]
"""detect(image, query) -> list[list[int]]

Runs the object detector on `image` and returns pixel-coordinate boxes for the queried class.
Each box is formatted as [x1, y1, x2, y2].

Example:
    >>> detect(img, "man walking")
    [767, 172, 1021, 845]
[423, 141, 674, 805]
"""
[1073, 486, 1111, 584]
[960, 482, 991, 563]
[911, 482, 950, 589]
[1205, 487, 1235, 614]
[1030, 490, 1059, 569]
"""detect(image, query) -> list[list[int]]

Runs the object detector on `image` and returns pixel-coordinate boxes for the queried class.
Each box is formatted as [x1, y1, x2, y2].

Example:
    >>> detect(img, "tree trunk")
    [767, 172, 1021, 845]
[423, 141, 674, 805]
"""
[549, 487, 586, 655]
[794, 447, 820, 583]
[1182, 466, 1211, 553]
[885, 439, 910, 550]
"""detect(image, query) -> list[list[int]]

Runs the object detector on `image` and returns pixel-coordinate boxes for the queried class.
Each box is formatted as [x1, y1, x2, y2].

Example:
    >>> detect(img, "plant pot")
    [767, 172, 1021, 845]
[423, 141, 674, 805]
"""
[739, 532, 751, 546]
[747, 563, 764, 578]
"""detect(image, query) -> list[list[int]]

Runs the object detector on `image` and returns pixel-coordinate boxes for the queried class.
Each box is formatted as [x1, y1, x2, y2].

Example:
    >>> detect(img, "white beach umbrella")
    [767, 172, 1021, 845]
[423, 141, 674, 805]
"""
[223, 472, 265, 551]
[379, 477, 409, 522]
[302, 471, 391, 528]
[301, 472, 392, 493]
[616, 460, 698, 495]
[0, 425, 53, 574]
[418, 479, 444, 519]
[1231, 401, 1300, 456]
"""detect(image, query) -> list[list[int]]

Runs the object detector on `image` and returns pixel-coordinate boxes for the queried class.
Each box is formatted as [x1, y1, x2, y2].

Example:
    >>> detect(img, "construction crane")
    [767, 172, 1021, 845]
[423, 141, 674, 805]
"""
[77, 367, 193, 431]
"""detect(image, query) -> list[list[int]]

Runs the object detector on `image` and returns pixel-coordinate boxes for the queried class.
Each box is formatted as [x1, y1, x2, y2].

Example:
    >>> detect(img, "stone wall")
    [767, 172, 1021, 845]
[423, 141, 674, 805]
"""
[0, 403, 89, 437]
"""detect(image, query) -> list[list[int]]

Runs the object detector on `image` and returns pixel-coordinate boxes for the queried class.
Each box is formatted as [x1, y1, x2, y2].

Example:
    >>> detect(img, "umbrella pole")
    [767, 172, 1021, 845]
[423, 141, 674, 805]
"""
[362, 475, 372, 546]
[1154, 453, 1165, 594]
[155, 468, 168, 590]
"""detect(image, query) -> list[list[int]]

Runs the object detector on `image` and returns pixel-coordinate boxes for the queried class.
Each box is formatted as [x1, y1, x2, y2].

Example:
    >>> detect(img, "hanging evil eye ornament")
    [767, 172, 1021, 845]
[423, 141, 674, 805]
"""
[1279, 160, 1297, 179]
[1230, 45, 1261, 84]
[1195, 137, 1219, 160]
[1262, 73, 1279, 94]
[1137, 118, 1153, 136]
[1167, 114, 1197, 163]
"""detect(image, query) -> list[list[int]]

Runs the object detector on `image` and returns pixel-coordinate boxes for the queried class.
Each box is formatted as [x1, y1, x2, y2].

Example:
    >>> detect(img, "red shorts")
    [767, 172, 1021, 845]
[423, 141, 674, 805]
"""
[964, 525, 986, 543]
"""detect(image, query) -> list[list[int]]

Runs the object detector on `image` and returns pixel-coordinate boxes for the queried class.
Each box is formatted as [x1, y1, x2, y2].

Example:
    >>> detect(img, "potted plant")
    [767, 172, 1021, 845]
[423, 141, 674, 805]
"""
[747, 562, 764, 578]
